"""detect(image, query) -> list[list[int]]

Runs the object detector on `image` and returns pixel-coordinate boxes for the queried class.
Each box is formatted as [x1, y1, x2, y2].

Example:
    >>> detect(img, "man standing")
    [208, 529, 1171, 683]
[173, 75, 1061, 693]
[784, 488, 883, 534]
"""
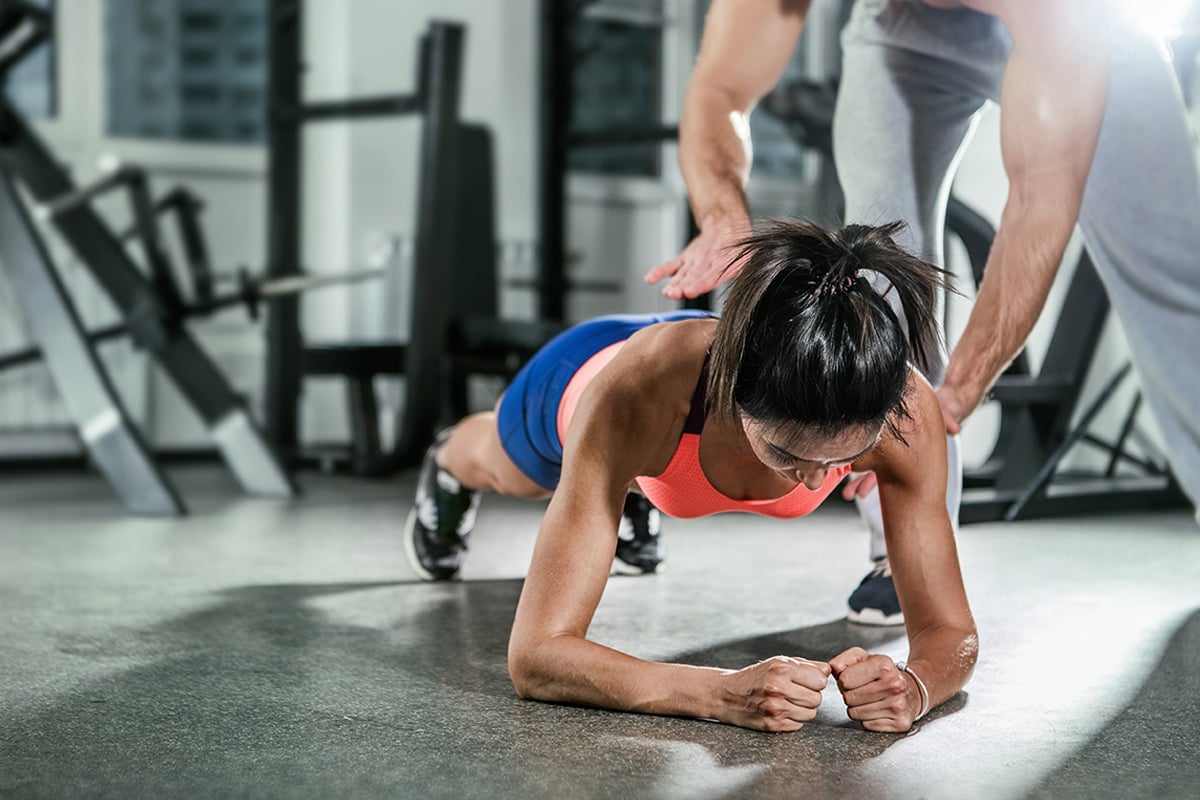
[648, 0, 1200, 622]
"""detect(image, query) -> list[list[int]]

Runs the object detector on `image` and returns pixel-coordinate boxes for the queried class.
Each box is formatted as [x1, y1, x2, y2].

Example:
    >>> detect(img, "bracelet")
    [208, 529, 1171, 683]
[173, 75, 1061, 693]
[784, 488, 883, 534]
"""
[895, 660, 931, 721]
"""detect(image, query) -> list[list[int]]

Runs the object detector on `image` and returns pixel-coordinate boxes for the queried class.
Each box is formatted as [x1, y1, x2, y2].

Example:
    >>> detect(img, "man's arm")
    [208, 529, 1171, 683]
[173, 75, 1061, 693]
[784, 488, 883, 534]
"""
[645, 0, 809, 299]
[940, 0, 1109, 431]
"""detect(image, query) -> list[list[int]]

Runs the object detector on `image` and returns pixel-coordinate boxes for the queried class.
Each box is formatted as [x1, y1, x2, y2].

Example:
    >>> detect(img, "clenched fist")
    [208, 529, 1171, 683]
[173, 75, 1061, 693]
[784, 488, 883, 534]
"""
[717, 655, 831, 732]
[830, 647, 922, 732]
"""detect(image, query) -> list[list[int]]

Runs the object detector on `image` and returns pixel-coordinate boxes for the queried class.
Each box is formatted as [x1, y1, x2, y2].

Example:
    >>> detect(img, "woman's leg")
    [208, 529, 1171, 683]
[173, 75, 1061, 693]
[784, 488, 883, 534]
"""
[439, 410, 552, 501]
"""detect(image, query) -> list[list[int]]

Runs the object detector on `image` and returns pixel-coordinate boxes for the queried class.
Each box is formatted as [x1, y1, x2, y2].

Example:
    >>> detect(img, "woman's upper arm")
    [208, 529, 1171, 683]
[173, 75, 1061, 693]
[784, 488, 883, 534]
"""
[509, 348, 685, 652]
[856, 373, 973, 634]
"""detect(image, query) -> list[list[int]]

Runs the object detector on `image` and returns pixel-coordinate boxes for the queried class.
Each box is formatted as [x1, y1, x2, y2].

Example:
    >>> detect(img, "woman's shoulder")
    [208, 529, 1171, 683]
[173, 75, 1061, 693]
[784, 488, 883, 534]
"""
[628, 315, 716, 360]
[857, 366, 944, 478]
[578, 316, 713, 427]
[564, 317, 715, 480]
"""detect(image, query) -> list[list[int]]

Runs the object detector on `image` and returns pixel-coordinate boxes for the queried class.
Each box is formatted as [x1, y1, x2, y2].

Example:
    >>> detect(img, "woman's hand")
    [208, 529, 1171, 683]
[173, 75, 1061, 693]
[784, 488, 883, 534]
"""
[717, 656, 831, 731]
[830, 647, 921, 732]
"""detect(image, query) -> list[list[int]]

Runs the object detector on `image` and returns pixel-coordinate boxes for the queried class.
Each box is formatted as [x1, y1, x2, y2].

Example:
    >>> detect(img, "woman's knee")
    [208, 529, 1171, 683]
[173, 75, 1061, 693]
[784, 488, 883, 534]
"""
[493, 472, 552, 501]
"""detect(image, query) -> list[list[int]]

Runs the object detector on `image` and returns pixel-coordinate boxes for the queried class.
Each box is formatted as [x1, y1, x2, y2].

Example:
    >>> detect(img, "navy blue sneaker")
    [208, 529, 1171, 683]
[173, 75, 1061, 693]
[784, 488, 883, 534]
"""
[846, 557, 904, 626]
[404, 437, 480, 581]
[613, 493, 664, 575]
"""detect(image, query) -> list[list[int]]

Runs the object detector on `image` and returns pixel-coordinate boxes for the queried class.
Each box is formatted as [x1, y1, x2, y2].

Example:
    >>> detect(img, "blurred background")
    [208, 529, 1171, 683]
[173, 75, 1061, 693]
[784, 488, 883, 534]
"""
[1, 0, 1197, 499]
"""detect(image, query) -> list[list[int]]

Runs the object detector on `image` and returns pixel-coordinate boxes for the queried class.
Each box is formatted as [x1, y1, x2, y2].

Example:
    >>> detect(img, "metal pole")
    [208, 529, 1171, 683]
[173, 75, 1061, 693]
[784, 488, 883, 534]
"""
[389, 22, 465, 464]
[537, 0, 570, 323]
[1005, 363, 1132, 521]
[264, 0, 304, 454]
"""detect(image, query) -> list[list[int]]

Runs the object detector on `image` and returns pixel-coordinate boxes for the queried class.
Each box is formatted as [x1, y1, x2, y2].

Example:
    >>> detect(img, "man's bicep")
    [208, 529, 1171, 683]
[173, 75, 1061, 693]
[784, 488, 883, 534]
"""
[996, 1, 1108, 203]
[694, 0, 810, 109]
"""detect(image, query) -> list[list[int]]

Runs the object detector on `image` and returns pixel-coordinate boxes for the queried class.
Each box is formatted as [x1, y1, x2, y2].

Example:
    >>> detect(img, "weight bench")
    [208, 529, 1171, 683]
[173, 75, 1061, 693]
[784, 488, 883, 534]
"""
[272, 19, 562, 474]
[0, 2, 295, 514]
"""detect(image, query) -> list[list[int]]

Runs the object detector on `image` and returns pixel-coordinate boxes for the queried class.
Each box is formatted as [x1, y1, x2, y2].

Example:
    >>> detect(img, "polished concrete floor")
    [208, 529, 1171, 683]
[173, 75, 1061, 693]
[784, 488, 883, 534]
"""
[0, 465, 1197, 799]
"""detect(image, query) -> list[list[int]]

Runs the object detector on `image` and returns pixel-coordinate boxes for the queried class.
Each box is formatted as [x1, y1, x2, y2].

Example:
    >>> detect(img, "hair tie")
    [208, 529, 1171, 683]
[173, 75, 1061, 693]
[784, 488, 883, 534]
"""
[814, 270, 860, 298]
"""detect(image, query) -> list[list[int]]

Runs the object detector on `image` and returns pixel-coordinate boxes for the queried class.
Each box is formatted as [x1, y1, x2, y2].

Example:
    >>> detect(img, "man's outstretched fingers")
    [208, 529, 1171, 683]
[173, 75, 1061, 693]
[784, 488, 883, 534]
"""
[644, 257, 682, 285]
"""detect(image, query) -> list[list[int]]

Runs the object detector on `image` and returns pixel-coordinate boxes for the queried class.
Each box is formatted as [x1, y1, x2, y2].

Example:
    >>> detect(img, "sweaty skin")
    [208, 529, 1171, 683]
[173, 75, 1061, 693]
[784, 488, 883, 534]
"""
[506, 319, 977, 733]
[652, 0, 1109, 434]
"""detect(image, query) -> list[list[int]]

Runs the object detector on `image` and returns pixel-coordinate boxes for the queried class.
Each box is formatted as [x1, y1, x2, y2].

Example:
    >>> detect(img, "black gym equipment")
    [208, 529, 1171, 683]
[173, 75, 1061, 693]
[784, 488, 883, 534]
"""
[261, 4, 721, 474]
[0, 0, 379, 514]
[266, 5, 470, 473]
[537, 0, 710, 314]
[762, 77, 1188, 522]
[266, 7, 567, 474]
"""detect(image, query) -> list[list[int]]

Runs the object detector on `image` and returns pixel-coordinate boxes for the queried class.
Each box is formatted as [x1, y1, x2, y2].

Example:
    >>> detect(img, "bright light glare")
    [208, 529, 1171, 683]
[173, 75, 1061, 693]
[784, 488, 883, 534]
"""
[1122, 0, 1194, 38]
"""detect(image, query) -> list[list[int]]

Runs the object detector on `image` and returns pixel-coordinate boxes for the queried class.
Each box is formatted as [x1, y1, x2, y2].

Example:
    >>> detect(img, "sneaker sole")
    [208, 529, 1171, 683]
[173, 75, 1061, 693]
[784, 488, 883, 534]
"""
[403, 507, 461, 582]
[610, 557, 663, 576]
[846, 607, 904, 626]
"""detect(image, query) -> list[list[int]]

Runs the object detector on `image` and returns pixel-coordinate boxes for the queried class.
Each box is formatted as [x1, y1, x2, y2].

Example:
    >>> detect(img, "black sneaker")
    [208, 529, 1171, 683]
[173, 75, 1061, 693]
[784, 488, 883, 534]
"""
[613, 493, 664, 575]
[404, 438, 481, 581]
[846, 557, 904, 626]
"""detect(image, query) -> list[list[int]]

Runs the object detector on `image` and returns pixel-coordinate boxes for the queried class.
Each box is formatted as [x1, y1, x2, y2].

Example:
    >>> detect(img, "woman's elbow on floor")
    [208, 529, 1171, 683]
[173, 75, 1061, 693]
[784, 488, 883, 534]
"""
[507, 644, 547, 700]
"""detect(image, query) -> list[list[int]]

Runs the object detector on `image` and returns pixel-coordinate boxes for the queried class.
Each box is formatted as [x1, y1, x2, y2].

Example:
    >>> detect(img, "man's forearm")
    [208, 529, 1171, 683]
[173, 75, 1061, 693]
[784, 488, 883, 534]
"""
[678, 81, 754, 229]
[943, 0, 1107, 417]
[943, 205, 1073, 408]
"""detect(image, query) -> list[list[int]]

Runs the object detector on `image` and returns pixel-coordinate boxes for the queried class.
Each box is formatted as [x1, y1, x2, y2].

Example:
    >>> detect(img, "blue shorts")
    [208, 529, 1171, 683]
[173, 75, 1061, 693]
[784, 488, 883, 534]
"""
[497, 310, 711, 491]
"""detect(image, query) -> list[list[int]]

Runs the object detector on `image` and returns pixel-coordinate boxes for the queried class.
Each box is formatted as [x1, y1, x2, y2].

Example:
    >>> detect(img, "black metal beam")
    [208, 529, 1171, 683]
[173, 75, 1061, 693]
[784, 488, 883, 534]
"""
[1004, 363, 1132, 521]
[389, 22, 465, 464]
[0, 0, 49, 77]
[537, 0, 570, 322]
[125, 170, 188, 321]
[162, 189, 216, 304]
[264, 0, 304, 453]
[567, 125, 679, 148]
[301, 93, 423, 121]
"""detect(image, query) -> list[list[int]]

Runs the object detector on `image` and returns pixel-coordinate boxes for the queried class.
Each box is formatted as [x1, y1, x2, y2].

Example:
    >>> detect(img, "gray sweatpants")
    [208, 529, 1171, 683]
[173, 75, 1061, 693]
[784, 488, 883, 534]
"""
[832, 0, 1200, 553]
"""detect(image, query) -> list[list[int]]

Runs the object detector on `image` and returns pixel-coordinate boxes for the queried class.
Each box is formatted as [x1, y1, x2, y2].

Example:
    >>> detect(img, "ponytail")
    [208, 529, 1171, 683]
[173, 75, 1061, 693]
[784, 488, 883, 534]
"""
[708, 219, 952, 440]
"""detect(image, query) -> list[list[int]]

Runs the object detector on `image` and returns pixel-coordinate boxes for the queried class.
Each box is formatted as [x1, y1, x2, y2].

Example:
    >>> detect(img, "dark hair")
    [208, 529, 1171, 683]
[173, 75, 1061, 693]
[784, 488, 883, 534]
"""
[708, 219, 952, 442]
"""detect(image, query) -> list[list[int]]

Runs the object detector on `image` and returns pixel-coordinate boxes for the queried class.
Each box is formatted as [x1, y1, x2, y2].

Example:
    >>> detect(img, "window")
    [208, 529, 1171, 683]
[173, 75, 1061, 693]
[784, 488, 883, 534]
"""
[3, 0, 55, 119]
[691, 0, 836, 182]
[567, 1, 665, 178]
[104, 0, 267, 144]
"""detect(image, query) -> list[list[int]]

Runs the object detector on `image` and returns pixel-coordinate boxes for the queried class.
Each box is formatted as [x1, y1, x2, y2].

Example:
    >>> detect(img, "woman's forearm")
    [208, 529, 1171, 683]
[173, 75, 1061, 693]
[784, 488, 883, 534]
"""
[904, 624, 979, 714]
[509, 634, 730, 720]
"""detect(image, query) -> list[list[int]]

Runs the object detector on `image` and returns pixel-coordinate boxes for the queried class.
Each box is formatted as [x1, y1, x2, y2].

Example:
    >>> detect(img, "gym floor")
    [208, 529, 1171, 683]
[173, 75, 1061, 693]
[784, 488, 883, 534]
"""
[1, 465, 1196, 799]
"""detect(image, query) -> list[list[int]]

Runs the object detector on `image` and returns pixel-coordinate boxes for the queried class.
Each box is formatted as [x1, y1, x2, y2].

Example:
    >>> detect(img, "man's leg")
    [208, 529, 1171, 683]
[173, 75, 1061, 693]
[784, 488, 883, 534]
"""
[833, 0, 1007, 622]
[1076, 15, 1200, 518]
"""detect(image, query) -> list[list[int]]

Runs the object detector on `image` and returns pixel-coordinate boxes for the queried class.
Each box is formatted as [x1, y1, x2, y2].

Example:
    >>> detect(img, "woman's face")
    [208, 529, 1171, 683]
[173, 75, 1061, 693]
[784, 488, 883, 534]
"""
[740, 416, 884, 491]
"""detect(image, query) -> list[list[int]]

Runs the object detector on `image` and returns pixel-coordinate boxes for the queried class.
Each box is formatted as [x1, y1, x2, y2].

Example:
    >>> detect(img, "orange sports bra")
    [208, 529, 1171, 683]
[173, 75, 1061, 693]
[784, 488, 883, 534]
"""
[556, 340, 850, 519]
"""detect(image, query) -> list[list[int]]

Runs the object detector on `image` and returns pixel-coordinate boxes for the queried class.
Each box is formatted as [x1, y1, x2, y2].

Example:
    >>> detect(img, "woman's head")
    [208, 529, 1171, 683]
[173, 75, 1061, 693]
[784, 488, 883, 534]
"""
[708, 219, 950, 468]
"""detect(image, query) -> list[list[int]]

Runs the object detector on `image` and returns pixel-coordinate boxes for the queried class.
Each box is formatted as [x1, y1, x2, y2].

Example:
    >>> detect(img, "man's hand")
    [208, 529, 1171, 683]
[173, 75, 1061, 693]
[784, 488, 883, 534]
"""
[644, 216, 750, 300]
[717, 655, 831, 732]
[843, 379, 974, 501]
[840, 471, 878, 501]
[830, 647, 921, 733]
[935, 383, 978, 436]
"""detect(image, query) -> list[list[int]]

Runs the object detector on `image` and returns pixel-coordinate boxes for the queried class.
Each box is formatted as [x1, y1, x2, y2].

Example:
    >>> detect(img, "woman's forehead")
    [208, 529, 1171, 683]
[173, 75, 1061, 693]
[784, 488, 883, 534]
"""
[748, 417, 881, 454]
